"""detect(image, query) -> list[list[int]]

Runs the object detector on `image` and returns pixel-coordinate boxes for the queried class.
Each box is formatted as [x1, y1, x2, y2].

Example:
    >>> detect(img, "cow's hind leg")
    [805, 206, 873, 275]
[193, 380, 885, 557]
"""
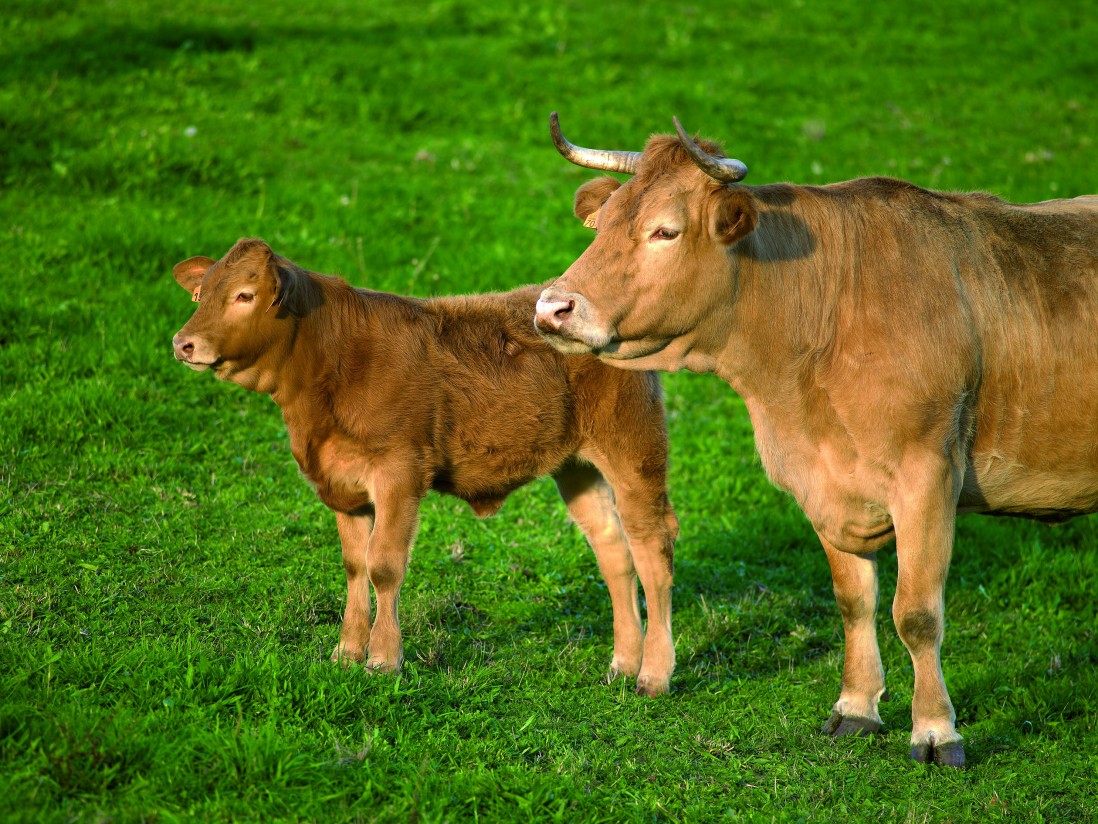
[332, 508, 376, 664]
[892, 456, 965, 767]
[820, 538, 887, 737]
[554, 462, 645, 685]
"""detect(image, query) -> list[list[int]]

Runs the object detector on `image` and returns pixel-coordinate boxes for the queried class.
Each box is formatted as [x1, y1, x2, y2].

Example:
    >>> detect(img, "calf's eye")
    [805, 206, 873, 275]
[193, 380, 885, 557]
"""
[236, 292, 255, 303]
[651, 227, 680, 241]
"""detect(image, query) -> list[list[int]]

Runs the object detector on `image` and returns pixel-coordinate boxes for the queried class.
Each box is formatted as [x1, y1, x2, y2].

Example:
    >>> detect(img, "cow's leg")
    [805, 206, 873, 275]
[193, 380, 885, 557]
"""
[363, 483, 420, 672]
[892, 460, 965, 767]
[589, 458, 677, 697]
[553, 463, 644, 684]
[820, 538, 887, 737]
[331, 508, 376, 664]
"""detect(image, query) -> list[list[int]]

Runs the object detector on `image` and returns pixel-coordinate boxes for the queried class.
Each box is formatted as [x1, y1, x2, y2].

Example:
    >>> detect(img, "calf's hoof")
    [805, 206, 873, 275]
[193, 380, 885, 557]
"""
[910, 739, 965, 768]
[822, 710, 881, 738]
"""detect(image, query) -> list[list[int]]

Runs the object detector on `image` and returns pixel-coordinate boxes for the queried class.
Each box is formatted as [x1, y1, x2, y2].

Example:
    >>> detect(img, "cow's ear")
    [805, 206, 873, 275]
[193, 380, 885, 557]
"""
[710, 187, 758, 246]
[173, 256, 216, 301]
[574, 176, 621, 228]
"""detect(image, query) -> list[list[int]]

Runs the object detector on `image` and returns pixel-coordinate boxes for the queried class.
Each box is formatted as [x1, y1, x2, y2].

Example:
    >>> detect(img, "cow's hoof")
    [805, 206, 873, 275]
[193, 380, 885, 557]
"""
[822, 710, 882, 738]
[910, 739, 965, 768]
[330, 646, 366, 666]
[608, 656, 641, 680]
[634, 674, 670, 698]
[366, 657, 402, 674]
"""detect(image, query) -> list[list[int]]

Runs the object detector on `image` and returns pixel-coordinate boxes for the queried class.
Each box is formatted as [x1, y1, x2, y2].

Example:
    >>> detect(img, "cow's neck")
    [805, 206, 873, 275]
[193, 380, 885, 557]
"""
[710, 200, 837, 403]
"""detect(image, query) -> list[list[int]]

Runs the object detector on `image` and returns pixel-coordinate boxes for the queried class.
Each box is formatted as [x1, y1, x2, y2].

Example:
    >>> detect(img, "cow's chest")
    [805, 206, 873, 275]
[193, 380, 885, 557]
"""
[744, 398, 896, 553]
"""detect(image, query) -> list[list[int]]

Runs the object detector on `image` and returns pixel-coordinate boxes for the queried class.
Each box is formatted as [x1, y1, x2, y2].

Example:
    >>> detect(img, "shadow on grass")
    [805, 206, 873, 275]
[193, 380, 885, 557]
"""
[0, 13, 506, 84]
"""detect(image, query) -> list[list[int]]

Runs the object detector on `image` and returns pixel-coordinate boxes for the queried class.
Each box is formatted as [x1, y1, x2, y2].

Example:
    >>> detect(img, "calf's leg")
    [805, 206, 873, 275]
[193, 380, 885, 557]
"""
[820, 539, 887, 737]
[554, 463, 644, 683]
[892, 457, 964, 767]
[332, 508, 376, 663]
[363, 481, 421, 672]
[593, 458, 678, 697]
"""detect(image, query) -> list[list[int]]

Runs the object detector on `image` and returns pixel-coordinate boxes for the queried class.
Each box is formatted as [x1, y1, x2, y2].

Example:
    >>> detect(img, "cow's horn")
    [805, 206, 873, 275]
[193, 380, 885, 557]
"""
[673, 116, 748, 183]
[550, 112, 641, 175]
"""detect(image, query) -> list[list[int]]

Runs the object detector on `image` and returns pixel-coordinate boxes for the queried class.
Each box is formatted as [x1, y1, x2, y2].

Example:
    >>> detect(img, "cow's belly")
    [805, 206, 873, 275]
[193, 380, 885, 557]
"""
[961, 457, 1098, 521]
[964, 378, 1098, 519]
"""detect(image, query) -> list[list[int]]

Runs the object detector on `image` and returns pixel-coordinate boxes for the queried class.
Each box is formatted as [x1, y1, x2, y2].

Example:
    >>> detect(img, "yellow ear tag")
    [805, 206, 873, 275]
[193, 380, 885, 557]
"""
[583, 211, 599, 229]
[191, 287, 202, 302]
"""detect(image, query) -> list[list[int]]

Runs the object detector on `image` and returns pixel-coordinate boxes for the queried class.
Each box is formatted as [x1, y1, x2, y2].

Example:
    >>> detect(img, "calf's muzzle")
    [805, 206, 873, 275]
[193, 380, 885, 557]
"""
[173, 334, 195, 361]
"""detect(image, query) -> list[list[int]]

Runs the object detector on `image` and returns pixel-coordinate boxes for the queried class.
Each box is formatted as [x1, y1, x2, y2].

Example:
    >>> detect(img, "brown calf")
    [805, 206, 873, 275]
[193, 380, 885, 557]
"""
[535, 114, 1098, 764]
[170, 238, 678, 695]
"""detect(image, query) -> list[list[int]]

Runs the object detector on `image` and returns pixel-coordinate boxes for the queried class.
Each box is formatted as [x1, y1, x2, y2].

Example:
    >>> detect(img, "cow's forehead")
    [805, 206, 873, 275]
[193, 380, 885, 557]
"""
[609, 171, 704, 229]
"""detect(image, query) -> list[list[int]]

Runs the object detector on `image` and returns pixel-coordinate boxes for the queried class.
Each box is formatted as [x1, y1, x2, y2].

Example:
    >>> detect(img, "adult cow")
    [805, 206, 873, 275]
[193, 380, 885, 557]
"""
[171, 238, 678, 695]
[535, 113, 1098, 766]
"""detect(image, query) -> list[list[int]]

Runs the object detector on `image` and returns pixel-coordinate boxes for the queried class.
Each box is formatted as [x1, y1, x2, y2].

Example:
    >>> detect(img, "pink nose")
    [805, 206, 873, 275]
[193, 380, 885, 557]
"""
[173, 334, 195, 360]
[534, 295, 576, 332]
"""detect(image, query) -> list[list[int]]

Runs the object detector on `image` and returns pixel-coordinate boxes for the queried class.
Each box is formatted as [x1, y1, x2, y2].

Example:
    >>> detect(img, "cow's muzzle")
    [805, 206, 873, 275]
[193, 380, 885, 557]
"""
[534, 288, 614, 353]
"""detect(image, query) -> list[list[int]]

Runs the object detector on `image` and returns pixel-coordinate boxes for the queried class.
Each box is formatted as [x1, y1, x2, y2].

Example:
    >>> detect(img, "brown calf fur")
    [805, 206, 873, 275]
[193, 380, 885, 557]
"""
[171, 238, 678, 695]
[536, 117, 1098, 764]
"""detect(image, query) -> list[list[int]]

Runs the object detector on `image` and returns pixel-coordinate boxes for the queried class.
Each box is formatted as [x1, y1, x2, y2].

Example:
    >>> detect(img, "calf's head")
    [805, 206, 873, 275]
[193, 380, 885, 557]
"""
[535, 114, 757, 368]
[171, 238, 303, 388]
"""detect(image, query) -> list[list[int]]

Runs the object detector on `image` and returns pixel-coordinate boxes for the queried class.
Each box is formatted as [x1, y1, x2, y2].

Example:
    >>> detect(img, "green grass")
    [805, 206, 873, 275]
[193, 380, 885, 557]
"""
[2, 0, 1097, 820]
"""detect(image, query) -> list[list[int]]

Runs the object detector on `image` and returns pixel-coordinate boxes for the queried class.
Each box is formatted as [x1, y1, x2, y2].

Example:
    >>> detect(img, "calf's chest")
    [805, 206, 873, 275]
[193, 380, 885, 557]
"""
[290, 430, 386, 513]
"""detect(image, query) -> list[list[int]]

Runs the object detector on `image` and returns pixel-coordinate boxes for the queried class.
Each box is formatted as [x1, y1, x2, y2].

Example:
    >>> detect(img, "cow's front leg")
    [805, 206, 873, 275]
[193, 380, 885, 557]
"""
[331, 508, 376, 664]
[820, 538, 886, 737]
[364, 480, 420, 672]
[892, 460, 964, 767]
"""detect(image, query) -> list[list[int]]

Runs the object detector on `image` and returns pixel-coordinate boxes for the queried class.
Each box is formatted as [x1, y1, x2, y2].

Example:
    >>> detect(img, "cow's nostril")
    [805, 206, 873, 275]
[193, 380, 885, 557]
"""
[182, 342, 194, 356]
[554, 299, 575, 319]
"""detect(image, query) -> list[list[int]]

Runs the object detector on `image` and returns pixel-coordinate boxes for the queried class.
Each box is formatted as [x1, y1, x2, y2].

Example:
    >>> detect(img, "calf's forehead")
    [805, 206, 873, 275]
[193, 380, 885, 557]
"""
[202, 258, 265, 292]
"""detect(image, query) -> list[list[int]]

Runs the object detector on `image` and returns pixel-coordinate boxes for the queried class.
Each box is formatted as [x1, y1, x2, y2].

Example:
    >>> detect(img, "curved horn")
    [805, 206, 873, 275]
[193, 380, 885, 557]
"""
[550, 112, 641, 175]
[672, 116, 748, 183]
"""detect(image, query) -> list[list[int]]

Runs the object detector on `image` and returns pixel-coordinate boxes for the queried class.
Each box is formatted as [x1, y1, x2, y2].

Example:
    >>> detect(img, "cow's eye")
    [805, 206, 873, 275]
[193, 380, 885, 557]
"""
[236, 292, 255, 303]
[651, 227, 680, 241]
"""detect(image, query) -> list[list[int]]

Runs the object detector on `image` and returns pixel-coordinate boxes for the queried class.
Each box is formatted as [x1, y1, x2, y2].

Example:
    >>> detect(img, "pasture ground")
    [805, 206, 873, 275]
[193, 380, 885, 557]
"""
[2, 1, 1096, 820]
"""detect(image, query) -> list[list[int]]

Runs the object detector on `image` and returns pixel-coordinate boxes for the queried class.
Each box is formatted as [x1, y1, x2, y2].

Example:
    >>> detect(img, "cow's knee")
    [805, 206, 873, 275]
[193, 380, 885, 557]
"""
[896, 608, 942, 652]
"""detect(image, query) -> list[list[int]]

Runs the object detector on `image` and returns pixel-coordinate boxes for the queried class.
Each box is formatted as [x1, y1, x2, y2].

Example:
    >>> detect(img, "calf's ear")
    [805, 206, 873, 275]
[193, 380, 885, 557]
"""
[574, 176, 621, 228]
[710, 188, 758, 246]
[173, 256, 216, 301]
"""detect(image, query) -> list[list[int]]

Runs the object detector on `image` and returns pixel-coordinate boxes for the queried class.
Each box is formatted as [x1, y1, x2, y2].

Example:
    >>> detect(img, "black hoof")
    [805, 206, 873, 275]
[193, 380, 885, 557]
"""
[822, 710, 882, 738]
[910, 739, 966, 767]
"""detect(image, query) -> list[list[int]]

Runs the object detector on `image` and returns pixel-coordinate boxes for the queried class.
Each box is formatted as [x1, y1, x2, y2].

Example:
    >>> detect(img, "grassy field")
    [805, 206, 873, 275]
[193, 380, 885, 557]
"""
[2, 0, 1097, 820]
